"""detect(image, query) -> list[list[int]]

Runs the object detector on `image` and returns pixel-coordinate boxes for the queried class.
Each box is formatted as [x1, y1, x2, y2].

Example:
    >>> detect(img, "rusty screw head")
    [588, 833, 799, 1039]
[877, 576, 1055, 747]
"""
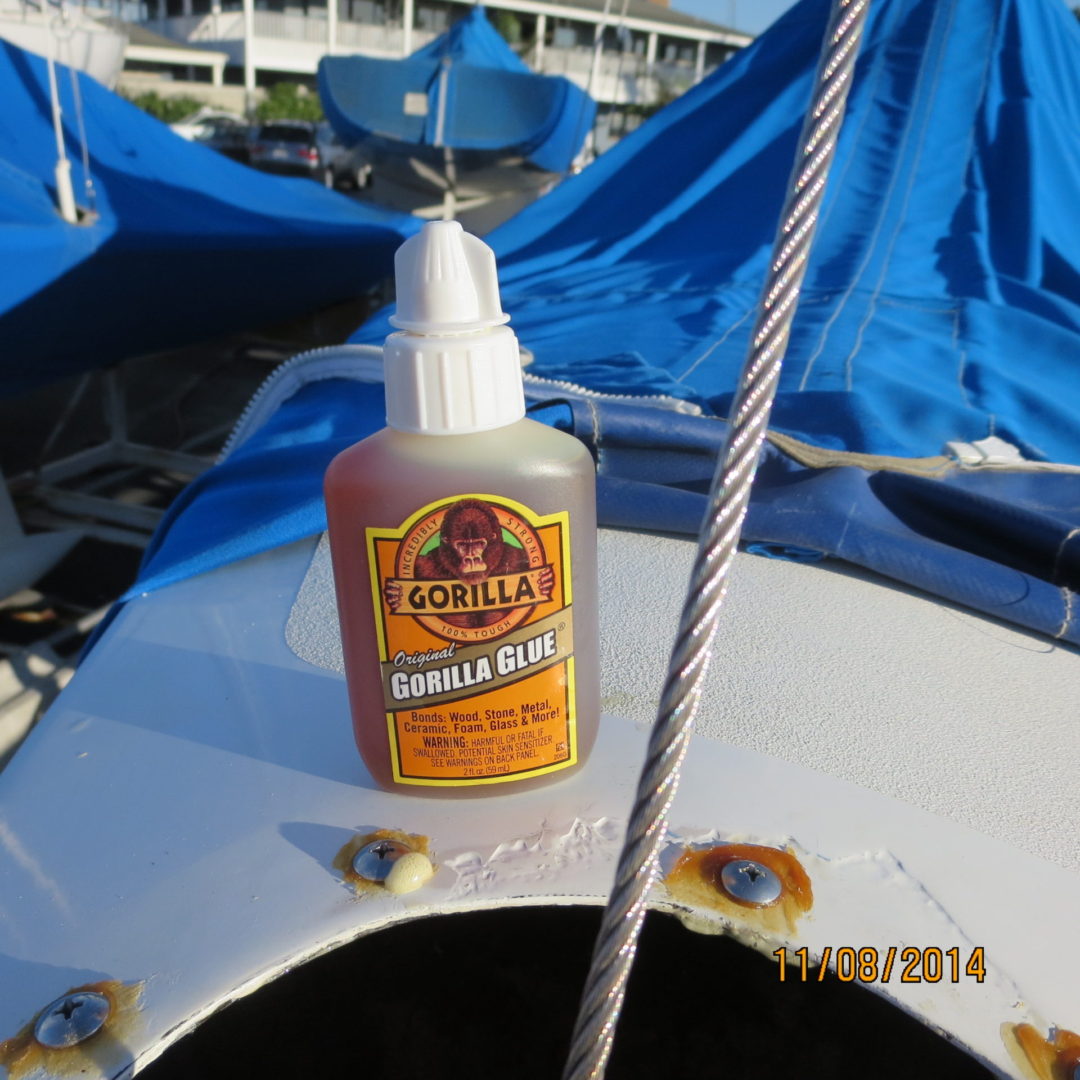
[352, 839, 413, 883]
[719, 859, 782, 907]
[34, 991, 111, 1049]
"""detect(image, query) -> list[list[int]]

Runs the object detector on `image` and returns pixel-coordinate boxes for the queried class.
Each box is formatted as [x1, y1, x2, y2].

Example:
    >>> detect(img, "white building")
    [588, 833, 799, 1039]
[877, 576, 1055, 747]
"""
[105, 17, 230, 85]
[133, 0, 749, 107]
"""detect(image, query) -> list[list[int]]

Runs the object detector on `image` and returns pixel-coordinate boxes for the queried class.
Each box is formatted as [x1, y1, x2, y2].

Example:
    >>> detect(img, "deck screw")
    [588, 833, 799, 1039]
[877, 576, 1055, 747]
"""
[719, 858, 783, 907]
[352, 839, 412, 882]
[34, 991, 111, 1049]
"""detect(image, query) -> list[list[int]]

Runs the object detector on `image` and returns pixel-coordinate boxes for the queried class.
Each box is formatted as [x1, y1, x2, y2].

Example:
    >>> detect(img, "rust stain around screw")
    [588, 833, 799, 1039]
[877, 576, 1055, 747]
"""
[1003, 1022, 1080, 1080]
[664, 842, 813, 934]
[333, 828, 433, 895]
[0, 980, 143, 1080]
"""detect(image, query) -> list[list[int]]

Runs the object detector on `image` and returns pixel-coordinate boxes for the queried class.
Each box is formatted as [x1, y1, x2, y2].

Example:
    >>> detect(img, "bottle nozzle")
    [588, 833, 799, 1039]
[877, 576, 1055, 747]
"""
[383, 220, 524, 435]
[389, 220, 511, 334]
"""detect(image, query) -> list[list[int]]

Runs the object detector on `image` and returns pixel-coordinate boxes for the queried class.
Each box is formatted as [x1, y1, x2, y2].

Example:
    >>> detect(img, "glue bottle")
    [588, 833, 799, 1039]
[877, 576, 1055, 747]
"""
[324, 220, 599, 795]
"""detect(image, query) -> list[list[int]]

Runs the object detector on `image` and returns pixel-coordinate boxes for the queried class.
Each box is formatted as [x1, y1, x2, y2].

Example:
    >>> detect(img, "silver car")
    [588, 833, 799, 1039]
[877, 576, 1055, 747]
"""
[318, 123, 371, 190]
[248, 120, 325, 182]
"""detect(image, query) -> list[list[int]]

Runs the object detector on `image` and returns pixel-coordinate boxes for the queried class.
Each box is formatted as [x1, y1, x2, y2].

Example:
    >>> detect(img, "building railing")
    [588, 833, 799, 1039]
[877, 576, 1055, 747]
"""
[154, 12, 244, 41]
[335, 19, 398, 50]
[141, 10, 719, 95]
[537, 44, 649, 80]
[252, 10, 327, 43]
[531, 46, 713, 94]
[152, 11, 438, 51]
[333, 20, 435, 52]
[652, 59, 705, 90]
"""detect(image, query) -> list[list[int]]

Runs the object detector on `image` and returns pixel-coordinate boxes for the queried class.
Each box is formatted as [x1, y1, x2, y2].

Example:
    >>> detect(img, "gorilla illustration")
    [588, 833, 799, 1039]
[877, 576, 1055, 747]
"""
[386, 498, 554, 629]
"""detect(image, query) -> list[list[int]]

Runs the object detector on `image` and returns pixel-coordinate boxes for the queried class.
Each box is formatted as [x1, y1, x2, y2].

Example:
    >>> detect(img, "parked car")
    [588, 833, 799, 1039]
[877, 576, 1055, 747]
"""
[170, 108, 250, 163]
[327, 141, 374, 191]
[317, 123, 372, 190]
[190, 115, 251, 163]
[249, 120, 328, 182]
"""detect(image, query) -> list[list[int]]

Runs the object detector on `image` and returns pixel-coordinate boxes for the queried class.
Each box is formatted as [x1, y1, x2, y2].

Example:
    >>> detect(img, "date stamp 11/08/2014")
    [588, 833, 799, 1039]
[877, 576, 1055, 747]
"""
[774, 946, 987, 984]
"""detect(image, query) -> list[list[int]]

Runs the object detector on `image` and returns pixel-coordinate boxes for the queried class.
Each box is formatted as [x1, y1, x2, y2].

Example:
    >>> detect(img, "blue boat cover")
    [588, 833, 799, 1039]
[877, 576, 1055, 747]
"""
[101, 0, 1080, 653]
[121, 378, 1080, 650]
[318, 7, 596, 173]
[0, 39, 420, 396]
[356, 0, 1080, 467]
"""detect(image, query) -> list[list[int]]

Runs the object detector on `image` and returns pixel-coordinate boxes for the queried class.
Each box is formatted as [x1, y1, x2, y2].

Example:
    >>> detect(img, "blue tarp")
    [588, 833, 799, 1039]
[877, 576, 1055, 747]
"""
[318, 7, 596, 173]
[0, 40, 420, 396]
[356, 0, 1080, 467]
[122, 378, 1080, 647]
[106, 0, 1080, 651]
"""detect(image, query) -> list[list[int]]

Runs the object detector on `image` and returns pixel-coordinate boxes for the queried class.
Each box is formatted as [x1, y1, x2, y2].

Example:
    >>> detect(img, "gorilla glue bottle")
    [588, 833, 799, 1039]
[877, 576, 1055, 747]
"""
[324, 220, 599, 796]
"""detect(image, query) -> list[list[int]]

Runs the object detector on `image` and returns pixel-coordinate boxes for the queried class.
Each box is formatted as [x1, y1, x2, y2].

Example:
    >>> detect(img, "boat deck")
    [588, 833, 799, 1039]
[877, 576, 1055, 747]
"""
[0, 525, 1076, 1078]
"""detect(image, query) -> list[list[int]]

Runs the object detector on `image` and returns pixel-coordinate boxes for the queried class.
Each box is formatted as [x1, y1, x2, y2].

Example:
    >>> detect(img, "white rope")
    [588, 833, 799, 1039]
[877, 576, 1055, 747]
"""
[67, 55, 97, 215]
[43, 1, 78, 222]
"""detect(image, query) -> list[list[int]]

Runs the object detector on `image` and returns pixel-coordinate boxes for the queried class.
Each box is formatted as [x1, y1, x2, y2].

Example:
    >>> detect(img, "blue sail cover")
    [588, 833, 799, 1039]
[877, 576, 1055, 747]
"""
[318, 7, 596, 173]
[358, 0, 1080, 467]
[101, 0, 1080, 652]
[0, 39, 420, 397]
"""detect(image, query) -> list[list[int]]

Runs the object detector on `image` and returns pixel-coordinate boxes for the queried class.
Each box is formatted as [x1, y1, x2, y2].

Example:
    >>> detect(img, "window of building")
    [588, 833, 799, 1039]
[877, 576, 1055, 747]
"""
[705, 42, 733, 67]
[551, 18, 589, 49]
[658, 35, 695, 65]
[338, 0, 383, 23]
[125, 59, 174, 73]
[416, 0, 455, 33]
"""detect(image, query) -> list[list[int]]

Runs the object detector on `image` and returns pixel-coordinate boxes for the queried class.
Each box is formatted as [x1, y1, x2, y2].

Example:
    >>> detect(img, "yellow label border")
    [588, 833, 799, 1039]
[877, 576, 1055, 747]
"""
[367, 493, 577, 787]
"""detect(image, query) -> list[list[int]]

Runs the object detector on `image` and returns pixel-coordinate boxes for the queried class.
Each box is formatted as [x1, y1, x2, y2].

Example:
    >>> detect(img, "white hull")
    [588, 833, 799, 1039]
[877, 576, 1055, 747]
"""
[0, 520, 1077, 1077]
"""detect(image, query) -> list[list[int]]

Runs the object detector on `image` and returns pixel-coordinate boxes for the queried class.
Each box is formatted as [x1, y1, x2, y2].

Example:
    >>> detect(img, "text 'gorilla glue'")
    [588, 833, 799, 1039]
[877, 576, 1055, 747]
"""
[324, 221, 599, 795]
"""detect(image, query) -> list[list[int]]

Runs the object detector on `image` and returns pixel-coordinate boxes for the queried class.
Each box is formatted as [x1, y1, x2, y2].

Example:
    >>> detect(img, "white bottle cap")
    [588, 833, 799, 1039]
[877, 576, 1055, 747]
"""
[384, 221, 525, 435]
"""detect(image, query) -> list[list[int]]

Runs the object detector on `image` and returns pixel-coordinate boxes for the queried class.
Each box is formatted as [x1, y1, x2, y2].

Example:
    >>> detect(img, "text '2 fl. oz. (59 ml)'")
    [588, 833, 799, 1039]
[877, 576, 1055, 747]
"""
[324, 220, 599, 795]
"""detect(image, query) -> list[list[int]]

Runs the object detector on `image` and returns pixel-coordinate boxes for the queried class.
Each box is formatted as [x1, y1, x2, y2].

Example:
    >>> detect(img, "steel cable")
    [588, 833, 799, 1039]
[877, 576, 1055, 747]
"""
[560, 2, 871, 1077]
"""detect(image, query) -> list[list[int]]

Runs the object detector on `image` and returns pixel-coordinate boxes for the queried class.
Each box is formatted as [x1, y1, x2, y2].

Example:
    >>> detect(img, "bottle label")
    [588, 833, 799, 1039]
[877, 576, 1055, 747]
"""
[366, 494, 577, 786]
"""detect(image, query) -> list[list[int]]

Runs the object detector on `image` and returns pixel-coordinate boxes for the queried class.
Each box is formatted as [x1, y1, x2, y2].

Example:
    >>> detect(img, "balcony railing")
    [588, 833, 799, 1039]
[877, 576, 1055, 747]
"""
[152, 11, 437, 51]
[530, 46, 712, 97]
[538, 45, 648, 79]
[153, 12, 243, 40]
[141, 11, 716, 96]
[332, 20, 435, 51]
[252, 10, 327, 42]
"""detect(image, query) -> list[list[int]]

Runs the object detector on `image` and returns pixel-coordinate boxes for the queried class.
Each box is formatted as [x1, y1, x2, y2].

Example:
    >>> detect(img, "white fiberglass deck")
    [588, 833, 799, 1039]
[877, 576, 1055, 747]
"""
[0, 529, 1077, 1077]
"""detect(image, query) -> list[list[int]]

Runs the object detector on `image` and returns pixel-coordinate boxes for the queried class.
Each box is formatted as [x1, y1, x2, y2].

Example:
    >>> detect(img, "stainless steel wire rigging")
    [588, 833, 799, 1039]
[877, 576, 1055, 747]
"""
[560, 3, 872, 1076]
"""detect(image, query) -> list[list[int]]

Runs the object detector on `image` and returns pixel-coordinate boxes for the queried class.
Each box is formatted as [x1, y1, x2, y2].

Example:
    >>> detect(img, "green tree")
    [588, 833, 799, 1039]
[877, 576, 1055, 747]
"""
[126, 91, 207, 124]
[255, 82, 324, 122]
[492, 9, 522, 45]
